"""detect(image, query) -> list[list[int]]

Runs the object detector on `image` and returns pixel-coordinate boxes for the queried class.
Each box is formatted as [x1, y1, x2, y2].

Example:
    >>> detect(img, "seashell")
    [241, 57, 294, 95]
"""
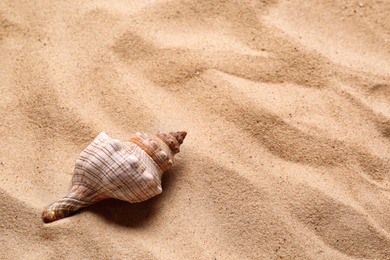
[42, 130, 187, 223]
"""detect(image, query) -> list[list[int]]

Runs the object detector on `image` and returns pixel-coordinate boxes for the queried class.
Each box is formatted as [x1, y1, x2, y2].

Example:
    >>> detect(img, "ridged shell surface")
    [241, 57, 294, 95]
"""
[42, 131, 186, 223]
[74, 132, 164, 202]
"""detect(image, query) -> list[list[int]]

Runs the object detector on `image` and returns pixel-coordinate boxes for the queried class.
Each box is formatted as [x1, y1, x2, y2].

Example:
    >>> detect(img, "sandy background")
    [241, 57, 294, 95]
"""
[1, 0, 390, 259]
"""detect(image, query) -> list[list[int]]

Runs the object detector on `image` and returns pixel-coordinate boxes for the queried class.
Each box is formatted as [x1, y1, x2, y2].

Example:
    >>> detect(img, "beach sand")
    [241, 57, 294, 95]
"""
[1, 0, 390, 259]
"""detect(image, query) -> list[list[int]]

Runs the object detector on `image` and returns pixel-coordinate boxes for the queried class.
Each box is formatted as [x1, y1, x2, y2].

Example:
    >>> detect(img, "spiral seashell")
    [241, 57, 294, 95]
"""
[42, 130, 187, 223]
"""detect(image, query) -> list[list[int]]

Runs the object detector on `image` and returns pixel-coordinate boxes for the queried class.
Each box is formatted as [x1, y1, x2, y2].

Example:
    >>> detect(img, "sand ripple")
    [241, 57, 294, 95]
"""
[1, 0, 389, 259]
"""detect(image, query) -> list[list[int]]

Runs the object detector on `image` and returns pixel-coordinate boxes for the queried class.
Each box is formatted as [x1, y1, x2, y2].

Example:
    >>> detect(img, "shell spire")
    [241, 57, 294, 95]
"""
[42, 131, 186, 223]
[157, 131, 187, 154]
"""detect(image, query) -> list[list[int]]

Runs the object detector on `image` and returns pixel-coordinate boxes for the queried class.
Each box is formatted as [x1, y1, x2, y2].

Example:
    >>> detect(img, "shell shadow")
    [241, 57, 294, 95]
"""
[85, 166, 181, 227]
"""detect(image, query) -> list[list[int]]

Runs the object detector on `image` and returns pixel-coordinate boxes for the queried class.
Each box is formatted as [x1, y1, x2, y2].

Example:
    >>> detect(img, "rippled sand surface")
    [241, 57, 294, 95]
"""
[1, 1, 390, 259]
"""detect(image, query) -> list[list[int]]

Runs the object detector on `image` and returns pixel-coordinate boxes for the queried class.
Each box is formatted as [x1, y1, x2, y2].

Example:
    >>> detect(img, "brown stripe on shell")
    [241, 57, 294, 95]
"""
[129, 135, 174, 172]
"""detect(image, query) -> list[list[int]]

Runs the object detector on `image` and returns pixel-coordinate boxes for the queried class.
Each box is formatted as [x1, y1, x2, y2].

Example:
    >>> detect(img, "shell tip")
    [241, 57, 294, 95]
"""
[170, 131, 187, 144]
[42, 209, 57, 223]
